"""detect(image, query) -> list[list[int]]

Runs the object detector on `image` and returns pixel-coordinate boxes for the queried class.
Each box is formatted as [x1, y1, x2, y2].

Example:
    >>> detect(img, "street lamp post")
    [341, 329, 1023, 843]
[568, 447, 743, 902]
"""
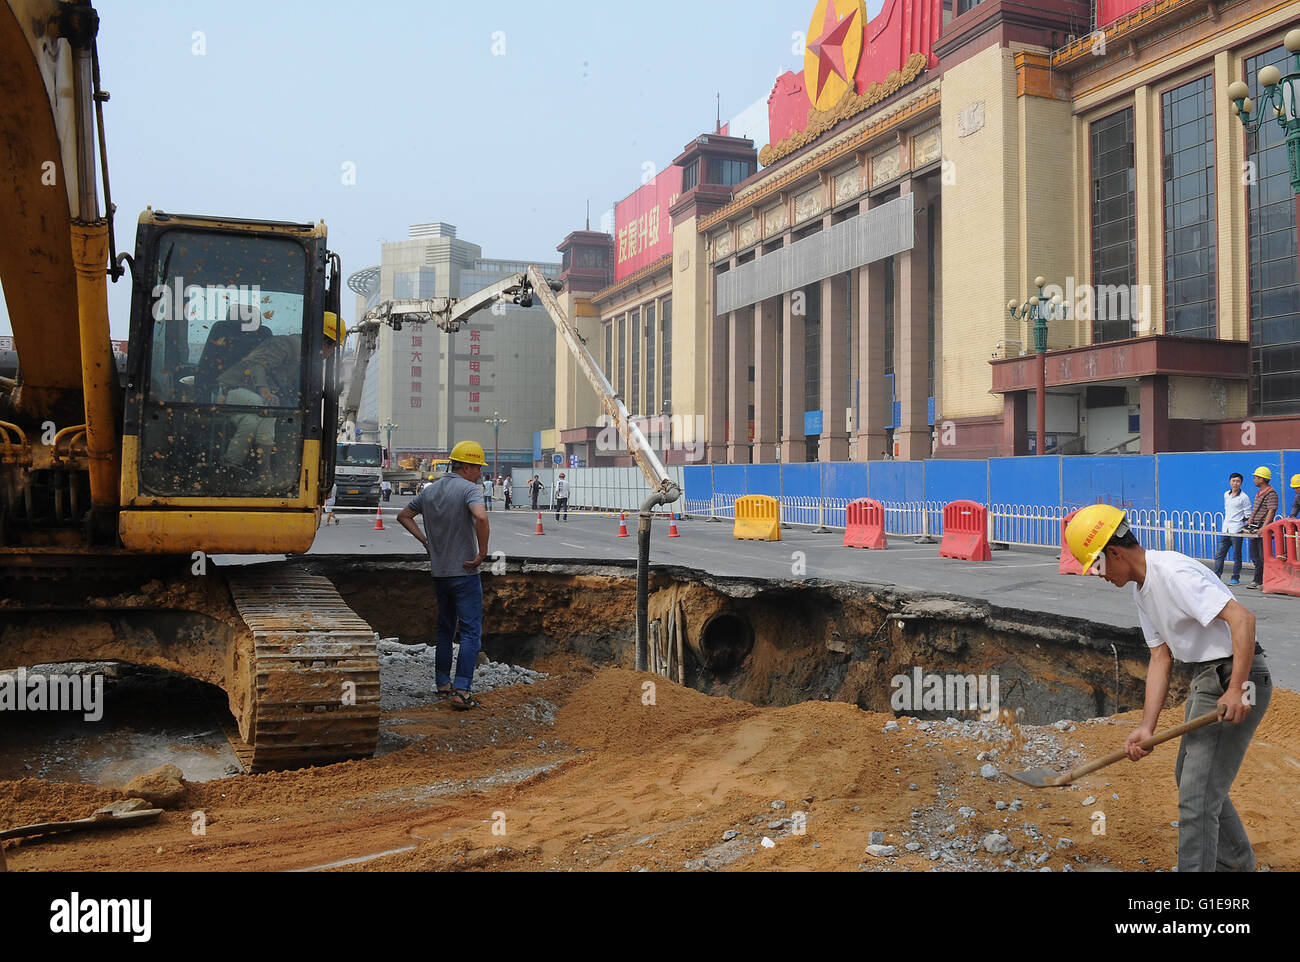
[484, 411, 508, 479]
[381, 418, 397, 465]
[1008, 276, 1064, 457]
[1228, 30, 1300, 286]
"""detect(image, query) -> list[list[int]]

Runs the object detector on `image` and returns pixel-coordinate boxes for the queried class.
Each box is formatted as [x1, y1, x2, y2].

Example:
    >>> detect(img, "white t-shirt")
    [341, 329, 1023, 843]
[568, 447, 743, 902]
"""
[1133, 550, 1234, 663]
[1222, 490, 1251, 533]
[554, 478, 570, 498]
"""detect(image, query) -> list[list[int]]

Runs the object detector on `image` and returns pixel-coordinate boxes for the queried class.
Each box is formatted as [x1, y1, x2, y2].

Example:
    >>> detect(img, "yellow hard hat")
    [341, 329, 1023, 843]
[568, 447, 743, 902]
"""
[1292, 473, 1300, 490]
[448, 440, 487, 466]
[1065, 504, 1127, 571]
[1254, 466, 1271, 481]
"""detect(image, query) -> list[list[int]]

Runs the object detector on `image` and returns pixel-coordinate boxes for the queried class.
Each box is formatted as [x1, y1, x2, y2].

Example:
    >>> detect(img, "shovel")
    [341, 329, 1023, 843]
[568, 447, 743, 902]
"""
[1008, 709, 1224, 788]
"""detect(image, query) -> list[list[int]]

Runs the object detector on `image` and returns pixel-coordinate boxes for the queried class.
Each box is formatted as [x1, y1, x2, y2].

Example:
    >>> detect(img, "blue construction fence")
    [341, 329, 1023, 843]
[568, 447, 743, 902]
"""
[681, 451, 1300, 559]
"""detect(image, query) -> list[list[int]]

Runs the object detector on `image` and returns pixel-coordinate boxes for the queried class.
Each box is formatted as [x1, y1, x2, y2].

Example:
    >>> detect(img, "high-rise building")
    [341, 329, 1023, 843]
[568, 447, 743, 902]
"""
[347, 223, 558, 465]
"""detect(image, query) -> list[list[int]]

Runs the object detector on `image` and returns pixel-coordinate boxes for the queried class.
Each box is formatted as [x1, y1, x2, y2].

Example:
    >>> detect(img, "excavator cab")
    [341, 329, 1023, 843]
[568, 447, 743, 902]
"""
[118, 210, 342, 554]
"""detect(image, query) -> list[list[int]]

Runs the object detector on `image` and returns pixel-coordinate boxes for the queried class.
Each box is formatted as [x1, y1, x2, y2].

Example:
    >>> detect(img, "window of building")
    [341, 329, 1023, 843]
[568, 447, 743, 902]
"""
[645, 302, 656, 415]
[630, 308, 641, 416]
[604, 321, 613, 383]
[706, 157, 754, 187]
[682, 160, 699, 192]
[803, 283, 821, 424]
[1091, 107, 1137, 343]
[617, 314, 626, 395]
[927, 203, 936, 402]
[1247, 46, 1300, 415]
[661, 297, 672, 411]
[1162, 75, 1217, 338]
[956, 0, 986, 14]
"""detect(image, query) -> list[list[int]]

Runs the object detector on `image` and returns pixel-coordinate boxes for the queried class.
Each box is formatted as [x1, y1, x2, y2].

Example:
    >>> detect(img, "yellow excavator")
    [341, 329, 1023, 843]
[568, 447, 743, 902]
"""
[0, 0, 375, 770]
[2, 0, 681, 771]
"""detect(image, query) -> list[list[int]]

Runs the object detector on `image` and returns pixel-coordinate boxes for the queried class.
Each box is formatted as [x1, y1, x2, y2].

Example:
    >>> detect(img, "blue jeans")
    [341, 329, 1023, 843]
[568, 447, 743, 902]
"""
[1213, 535, 1243, 580]
[432, 574, 482, 691]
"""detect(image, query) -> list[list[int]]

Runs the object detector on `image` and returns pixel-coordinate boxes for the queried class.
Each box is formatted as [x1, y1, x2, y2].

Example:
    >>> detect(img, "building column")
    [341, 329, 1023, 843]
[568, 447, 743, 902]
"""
[727, 307, 752, 463]
[753, 296, 779, 463]
[780, 288, 806, 463]
[819, 272, 850, 462]
[706, 266, 731, 463]
[1002, 392, 1029, 457]
[856, 201, 888, 460]
[1140, 375, 1169, 455]
[896, 178, 931, 461]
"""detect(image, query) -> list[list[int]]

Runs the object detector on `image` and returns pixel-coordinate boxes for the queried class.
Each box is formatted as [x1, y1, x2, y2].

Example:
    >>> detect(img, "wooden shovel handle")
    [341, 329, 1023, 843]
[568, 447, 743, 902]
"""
[1063, 709, 1223, 783]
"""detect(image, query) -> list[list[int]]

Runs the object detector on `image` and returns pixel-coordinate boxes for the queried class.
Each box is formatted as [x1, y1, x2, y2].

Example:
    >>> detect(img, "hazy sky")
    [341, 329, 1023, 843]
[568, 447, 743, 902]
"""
[1, 0, 890, 339]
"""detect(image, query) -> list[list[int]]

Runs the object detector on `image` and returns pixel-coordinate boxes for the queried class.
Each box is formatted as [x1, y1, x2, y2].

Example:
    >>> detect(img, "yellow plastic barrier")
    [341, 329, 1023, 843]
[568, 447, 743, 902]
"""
[733, 495, 781, 542]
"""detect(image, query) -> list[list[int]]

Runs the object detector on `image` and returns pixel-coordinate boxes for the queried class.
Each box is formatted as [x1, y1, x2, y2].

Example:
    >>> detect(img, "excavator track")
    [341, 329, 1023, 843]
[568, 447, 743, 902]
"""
[227, 571, 380, 772]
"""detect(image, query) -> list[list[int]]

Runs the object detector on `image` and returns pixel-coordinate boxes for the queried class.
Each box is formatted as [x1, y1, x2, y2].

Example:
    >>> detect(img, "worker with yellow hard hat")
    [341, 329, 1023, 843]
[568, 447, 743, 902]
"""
[1064, 504, 1271, 872]
[395, 439, 491, 711]
[1242, 467, 1279, 589]
[1287, 473, 1300, 520]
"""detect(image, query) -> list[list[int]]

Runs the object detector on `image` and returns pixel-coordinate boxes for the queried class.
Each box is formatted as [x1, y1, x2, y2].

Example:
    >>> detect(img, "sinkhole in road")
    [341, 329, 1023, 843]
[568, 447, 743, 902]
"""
[314, 556, 1184, 726]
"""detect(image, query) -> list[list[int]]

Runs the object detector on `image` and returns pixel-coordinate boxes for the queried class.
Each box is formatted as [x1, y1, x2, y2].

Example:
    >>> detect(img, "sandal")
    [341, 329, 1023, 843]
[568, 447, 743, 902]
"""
[435, 685, 453, 699]
[450, 690, 480, 711]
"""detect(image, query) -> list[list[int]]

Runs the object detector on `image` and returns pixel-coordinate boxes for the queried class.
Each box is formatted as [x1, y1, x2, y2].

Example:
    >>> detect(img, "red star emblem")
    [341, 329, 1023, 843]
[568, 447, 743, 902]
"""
[807, 2, 859, 100]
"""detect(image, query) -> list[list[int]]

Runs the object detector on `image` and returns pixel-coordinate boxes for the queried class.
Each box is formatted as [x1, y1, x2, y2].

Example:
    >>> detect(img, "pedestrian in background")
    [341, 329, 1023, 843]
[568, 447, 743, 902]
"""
[323, 482, 339, 526]
[396, 440, 490, 711]
[381, 479, 392, 503]
[493, 475, 504, 508]
[1243, 467, 1278, 590]
[482, 475, 493, 510]
[529, 474, 542, 510]
[1214, 472, 1251, 585]
[503, 475, 513, 510]
[554, 471, 570, 521]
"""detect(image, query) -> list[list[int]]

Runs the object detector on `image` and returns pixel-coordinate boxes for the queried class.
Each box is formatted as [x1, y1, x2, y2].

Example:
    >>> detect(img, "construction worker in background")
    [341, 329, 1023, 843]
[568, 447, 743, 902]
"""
[396, 440, 491, 711]
[528, 474, 542, 510]
[554, 471, 570, 522]
[1213, 472, 1251, 585]
[1065, 504, 1271, 872]
[1288, 474, 1300, 519]
[1242, 467, 1278, 590]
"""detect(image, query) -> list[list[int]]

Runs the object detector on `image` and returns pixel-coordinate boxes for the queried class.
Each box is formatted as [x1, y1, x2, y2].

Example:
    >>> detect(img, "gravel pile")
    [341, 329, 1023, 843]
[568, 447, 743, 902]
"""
[377, 638, 547, 710]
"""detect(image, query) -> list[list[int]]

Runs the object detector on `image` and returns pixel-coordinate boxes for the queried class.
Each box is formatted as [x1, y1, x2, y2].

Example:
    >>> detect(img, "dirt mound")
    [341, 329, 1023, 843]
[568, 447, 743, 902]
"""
[554, 668, 758, 753]
[1, 778, 117, 828]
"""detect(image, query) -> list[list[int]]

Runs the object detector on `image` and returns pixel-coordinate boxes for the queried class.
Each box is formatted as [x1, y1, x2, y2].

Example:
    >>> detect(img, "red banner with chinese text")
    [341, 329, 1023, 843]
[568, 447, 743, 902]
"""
[1098, 0, 1154, 26]
[614, 166, 682, 282]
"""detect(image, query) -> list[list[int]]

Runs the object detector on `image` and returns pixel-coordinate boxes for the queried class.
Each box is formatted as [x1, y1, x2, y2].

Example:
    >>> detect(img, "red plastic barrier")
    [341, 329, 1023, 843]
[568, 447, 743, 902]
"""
[844, 498, 887, 550]
[938, 500, 991, 562]
[1262, 519, 1300, 597]
[1059, 508, 1085, 575]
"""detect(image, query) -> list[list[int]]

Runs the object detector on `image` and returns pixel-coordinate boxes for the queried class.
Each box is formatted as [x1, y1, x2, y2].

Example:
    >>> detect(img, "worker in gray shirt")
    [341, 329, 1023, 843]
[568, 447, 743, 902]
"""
[396, 440, 490, 709]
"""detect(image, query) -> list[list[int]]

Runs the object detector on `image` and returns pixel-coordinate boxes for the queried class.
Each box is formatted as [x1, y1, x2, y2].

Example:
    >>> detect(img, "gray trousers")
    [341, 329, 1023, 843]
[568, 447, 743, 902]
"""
[1174, 652, 1272, 872]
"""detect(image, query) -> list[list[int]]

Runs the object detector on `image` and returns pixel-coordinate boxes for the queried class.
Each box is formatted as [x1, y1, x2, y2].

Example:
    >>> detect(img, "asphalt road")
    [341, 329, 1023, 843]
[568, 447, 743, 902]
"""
[221, 504, 1300, 692]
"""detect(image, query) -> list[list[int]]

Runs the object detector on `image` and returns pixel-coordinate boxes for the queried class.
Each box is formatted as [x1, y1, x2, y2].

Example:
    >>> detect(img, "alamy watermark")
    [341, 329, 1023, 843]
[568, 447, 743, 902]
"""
[595, 413, 705, 462]
[151, 277, 263, 330]
[890, 667, 1000, 722]
[0, 667, 103, 721]
[1040, 277, 1154, 335]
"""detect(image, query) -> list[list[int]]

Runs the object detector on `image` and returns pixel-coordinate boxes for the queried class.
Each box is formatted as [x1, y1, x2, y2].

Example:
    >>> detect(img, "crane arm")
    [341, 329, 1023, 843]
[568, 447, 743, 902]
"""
[339, 267, 678, 502]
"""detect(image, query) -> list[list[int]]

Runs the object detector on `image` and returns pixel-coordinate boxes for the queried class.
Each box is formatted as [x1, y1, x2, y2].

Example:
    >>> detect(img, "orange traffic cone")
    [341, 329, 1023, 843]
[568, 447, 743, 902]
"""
[617, 512, 630, 538]
[373, 504, 385, 530]
[535, 512, 545, 536]
[668, 514, 680, 538]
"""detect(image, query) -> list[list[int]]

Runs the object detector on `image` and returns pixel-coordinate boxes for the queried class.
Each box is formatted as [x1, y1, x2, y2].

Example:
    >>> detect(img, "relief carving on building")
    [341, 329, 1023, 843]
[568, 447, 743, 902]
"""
[794, 187, 823, 223]
[912, 126, 941, 167]
[870, 146, 901, 189]
[737, 218, 759, 249]
[763, 202, 788, 238]
[713, 229, 733, 260]
[957, 101, 985, 138]
[833, 166, 862, 204]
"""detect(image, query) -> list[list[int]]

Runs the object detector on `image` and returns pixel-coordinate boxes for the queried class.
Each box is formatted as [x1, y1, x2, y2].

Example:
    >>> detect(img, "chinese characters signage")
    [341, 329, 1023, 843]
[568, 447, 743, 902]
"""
[614, 165, 683, 282]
